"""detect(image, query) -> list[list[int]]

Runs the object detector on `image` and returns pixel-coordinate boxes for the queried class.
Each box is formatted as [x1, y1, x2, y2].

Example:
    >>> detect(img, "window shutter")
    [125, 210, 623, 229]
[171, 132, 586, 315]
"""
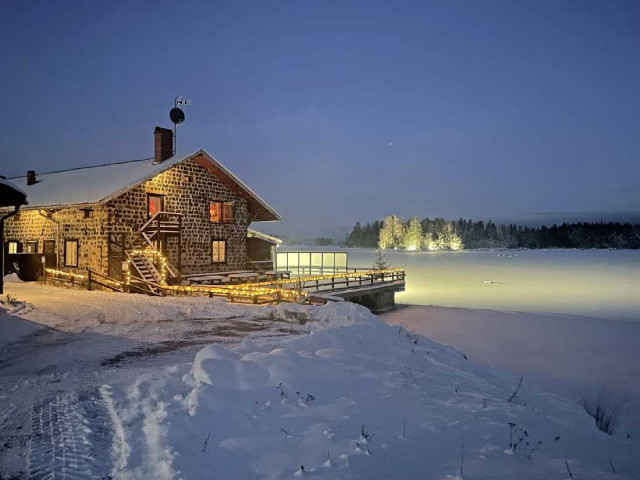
[223, 203, 234, 223]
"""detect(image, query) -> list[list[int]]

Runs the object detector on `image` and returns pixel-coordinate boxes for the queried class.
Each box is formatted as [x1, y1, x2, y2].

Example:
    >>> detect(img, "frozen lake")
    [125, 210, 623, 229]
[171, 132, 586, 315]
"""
[282, 247, 640, 321]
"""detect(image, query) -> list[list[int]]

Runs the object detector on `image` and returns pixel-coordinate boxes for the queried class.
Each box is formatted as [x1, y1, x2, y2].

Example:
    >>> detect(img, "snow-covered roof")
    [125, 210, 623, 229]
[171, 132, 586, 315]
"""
[0, 176, 28, 207]
[7, 150, 280, 221]
[247, 229, 282, 244]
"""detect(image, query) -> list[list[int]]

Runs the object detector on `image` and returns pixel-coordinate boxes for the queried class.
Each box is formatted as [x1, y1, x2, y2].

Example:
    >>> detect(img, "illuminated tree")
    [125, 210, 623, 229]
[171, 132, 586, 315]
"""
[372, 249, 390, 270]
[394, 217, 407, 248]
[379, 215, 405, 249]
[441, 222, 463, 250]
[448, 227, 464, 250]
[378, 218, 393, 249]
[402, 217, 423, 251]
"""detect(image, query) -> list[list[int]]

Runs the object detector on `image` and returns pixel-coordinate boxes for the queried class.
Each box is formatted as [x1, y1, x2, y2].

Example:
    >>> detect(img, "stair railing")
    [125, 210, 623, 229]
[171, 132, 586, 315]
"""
[137, 212, 180, 279]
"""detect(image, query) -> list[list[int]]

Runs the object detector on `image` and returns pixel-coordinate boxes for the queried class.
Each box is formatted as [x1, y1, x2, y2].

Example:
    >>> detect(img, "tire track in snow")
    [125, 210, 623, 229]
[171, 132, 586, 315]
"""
[0, 403, 31, 477]
[27, 389, 112, 479]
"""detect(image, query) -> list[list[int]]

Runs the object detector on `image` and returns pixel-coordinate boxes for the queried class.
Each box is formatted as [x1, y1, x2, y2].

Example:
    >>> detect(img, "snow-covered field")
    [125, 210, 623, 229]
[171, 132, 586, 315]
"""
[2, 278, 640, 478]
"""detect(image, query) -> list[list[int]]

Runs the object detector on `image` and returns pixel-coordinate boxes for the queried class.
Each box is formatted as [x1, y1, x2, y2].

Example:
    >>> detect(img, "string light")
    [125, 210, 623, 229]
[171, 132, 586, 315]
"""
[124, 259, 131, 286]
[46, 264, 405, 306]
[127, 249, 169, 284]
[97, 276, 124, 288]
[161, 268, 405, 303]
[45, 268, 86, 280]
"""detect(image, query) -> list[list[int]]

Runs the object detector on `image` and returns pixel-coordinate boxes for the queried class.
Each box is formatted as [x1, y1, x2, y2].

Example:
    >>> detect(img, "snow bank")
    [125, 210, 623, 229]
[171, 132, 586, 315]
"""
[110, 302, 639, 479]
[3, 273, 25, 283]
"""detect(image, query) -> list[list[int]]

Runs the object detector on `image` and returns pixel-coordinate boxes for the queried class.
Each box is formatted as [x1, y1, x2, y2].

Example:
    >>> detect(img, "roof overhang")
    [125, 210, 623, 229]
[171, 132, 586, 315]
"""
[247, 228, 282, 244]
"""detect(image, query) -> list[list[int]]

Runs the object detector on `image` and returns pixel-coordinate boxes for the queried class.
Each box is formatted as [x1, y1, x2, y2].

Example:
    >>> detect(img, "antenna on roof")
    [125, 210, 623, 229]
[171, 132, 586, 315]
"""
[170, 96, 191, 154]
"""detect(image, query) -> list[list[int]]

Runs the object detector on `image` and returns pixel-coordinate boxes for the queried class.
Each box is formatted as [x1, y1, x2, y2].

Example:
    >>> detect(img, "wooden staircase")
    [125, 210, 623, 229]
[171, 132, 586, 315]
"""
[107, 211, 182, 295]
[126, 250, 162, 295]
[138, 211, 181, 278]
[140, 212, 181, 246]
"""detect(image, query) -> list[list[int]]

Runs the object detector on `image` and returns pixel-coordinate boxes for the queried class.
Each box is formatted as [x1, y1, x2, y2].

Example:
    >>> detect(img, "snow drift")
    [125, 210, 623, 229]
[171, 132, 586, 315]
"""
[107, 301, 639, 479]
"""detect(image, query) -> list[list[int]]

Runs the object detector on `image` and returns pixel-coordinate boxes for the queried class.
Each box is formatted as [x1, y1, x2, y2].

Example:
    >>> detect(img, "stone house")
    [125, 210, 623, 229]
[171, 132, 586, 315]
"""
[2, 127, 280, 285]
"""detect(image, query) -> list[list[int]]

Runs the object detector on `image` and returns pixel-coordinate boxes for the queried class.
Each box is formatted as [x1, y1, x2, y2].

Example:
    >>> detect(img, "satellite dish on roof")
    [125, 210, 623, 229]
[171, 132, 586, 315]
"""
[170, 107, 185, 125]
[170, 96, 192, 154]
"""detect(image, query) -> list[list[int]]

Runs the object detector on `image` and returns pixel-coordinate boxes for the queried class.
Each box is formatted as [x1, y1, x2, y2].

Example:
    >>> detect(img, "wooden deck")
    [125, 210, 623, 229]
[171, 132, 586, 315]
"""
[46, 267, 406, 310]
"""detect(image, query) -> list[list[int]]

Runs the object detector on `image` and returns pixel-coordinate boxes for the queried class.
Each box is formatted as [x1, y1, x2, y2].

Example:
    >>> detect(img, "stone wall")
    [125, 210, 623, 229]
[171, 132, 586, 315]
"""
[3, 207, 110, 275]
[106, 156, 251, 274]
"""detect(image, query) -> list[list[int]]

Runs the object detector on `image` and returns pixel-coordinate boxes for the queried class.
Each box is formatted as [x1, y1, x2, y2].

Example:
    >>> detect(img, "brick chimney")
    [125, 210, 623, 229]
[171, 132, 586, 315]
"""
[154, 127, 174, 164]
[27, 170, 37, 185]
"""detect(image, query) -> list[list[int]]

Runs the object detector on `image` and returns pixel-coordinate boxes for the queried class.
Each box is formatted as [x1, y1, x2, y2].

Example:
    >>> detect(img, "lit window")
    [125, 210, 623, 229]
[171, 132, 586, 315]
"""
[147, 194, 163, 217]
[26, 241, 38, 253]
[7, 241, 19, 254]
[222, 202, 234, 223]
[64, 240, 78, 267]
[212, 240, 226, 263]
[209, 201, 222, 223]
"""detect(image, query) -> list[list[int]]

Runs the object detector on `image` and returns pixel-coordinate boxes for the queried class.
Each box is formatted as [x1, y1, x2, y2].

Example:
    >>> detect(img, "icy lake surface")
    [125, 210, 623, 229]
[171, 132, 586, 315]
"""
[282, 247, 640, 321]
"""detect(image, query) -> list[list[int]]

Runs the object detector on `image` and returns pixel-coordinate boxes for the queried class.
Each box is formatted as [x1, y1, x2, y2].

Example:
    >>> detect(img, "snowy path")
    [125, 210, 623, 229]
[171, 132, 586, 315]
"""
[0, 281, 305, 479]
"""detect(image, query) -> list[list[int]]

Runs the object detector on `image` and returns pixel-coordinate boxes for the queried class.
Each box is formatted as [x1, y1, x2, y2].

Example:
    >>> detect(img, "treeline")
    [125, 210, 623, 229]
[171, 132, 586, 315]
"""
[344, 221, 382, 248]
[345, 216, 640, 250]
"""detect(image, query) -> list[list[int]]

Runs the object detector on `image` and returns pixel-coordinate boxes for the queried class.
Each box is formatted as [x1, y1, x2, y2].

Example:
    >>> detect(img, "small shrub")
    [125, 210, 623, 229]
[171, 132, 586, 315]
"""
[1, 294, 20, 307]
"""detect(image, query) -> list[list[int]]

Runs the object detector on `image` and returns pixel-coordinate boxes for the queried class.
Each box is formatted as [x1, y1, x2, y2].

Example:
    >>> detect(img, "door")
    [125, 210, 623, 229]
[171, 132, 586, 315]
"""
[43, 240, 56, 268]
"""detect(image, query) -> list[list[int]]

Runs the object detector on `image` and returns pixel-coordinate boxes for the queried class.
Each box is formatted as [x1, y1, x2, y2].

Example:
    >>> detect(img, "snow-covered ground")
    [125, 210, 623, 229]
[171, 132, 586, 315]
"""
[0, 278, 305, 479]
[2, 278, 639, 478]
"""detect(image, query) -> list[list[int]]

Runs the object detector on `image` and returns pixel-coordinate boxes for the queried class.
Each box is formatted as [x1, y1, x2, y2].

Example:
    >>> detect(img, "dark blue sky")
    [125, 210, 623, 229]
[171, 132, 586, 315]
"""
[1, 0, 639, 238]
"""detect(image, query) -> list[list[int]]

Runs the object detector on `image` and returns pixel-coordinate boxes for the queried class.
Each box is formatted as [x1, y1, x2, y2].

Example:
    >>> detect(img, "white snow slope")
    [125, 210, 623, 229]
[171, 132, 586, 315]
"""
[105, 302, 639, 479]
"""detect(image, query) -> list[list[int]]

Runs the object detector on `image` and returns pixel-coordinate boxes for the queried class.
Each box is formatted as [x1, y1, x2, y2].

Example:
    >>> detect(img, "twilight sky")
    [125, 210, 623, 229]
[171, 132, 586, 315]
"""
[0, 0, 639, 238]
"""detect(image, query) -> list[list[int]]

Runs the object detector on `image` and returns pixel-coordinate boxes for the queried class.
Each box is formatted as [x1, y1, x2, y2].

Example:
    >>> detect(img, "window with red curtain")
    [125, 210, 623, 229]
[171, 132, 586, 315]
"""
[147, 194, 163, 217]
[209, 201, 222, 223]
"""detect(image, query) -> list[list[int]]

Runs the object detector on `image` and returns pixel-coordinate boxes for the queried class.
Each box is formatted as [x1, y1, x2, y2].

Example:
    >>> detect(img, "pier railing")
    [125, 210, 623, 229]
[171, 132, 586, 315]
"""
[160, 268, 406, 304]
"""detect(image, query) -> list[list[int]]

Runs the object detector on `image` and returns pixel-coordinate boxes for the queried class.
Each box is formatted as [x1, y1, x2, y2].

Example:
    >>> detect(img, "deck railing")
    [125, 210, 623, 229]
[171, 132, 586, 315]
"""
[245, 259, 274, 272]
[45, 266, 406, 307]
[161, 268, 406, 305]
